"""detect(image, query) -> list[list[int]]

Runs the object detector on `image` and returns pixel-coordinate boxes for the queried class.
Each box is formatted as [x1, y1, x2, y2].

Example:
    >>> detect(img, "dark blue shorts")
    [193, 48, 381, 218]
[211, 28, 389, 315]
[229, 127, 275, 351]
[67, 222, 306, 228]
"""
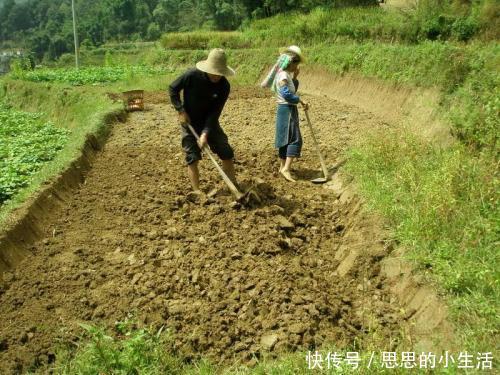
[181, 125, 234, 165]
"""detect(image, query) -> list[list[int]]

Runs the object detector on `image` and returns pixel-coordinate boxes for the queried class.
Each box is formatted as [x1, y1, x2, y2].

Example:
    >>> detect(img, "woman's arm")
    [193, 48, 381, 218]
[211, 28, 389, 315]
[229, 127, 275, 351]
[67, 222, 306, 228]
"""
[278, 80, 300, 104]
[278, 79, 308, 109]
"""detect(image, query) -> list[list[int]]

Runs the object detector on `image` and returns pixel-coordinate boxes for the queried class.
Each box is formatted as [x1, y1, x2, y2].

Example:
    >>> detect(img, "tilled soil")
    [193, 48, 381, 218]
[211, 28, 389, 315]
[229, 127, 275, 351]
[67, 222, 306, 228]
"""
[0, 87, 403, 373]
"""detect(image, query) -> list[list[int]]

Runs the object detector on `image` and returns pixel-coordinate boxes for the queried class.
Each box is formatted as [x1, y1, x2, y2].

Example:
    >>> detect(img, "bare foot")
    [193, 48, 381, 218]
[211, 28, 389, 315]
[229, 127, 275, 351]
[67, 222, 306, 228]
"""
[279, 162, 285, 173]
[280, 169, 296, 182]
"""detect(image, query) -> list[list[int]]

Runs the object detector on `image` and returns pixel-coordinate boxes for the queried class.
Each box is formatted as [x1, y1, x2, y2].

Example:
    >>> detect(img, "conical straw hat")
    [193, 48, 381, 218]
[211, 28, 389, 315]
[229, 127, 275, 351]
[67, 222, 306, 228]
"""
[280, 45, 304, 62]
[196, 48, 235, 77]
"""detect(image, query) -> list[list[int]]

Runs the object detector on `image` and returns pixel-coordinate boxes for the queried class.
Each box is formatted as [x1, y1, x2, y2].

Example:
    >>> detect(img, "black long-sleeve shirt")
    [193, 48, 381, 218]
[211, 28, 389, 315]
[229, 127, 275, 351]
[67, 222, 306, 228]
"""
[168, 68, 230, 135]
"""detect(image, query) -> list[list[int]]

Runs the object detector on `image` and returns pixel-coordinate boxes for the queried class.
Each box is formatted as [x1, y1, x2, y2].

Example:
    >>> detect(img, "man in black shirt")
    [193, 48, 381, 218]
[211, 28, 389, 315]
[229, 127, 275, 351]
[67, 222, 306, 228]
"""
[169, 48, 237, 193]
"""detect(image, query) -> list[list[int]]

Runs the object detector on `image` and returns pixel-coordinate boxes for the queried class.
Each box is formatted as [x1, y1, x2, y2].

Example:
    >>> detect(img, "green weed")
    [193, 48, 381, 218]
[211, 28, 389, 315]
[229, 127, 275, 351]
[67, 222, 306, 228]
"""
[54, 322, 185, 374]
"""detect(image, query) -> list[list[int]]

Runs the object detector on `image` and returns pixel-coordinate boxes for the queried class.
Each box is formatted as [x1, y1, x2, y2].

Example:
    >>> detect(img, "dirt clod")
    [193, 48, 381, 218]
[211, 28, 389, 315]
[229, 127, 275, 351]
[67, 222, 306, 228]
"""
[260, 333, 278, 350]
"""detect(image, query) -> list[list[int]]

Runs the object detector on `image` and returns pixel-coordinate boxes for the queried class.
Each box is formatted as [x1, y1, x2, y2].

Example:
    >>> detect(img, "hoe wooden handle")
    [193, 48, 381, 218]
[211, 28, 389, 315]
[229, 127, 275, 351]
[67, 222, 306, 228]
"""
[304, 109, 329, 180]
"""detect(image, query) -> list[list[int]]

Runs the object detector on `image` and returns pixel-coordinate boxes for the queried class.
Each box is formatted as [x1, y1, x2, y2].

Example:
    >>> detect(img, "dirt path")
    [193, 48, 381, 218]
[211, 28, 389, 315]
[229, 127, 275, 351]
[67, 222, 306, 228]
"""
[0, 87, 404, 373]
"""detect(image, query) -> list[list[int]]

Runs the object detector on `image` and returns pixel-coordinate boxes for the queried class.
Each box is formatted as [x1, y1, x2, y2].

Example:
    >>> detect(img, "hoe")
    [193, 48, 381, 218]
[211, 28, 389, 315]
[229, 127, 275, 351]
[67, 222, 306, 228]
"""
[184, 123, 261, 206]
[304, 109, 329, 184]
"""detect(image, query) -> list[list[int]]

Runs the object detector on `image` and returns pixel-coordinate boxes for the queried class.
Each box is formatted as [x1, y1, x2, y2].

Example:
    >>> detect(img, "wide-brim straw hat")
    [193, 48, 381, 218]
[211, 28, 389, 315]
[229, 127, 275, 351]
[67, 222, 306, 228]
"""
[196, 48, 235, 77]
[280, 45, 304, 63]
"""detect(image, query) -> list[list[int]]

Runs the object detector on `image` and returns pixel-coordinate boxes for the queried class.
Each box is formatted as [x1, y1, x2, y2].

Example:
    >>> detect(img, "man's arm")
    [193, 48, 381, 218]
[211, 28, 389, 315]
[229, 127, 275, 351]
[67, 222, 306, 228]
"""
[202, 81, 230, 135]
[168, 72, 186, 112]
[168, 71, 191, 124]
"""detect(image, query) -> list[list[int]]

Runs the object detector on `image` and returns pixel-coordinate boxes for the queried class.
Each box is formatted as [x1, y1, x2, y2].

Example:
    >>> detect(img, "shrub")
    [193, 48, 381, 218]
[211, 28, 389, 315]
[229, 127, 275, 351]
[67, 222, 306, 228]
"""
[451, 16, 479, 41]
[160, 31, 250, 50]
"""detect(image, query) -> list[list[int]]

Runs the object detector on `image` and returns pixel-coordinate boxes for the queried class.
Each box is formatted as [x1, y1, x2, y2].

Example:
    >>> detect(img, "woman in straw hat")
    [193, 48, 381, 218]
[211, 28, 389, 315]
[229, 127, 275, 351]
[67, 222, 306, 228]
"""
[169, 48, 237, 194]
[262, 45, 308, 182]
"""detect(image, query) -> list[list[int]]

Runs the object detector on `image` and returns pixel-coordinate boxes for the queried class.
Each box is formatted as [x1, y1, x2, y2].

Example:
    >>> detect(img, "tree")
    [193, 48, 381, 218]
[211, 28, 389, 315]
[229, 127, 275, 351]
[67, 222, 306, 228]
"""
[28, 32, 51, 60]
[4, 2, 34, 35]
[0, 0, 383, 61]
[135, 1, 153, 36]
[147, 22, 161, 39]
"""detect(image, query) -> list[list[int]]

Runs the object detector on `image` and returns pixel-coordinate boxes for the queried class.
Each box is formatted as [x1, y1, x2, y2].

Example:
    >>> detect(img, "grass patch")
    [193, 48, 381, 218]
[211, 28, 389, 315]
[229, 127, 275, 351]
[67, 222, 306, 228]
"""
[53, 47, 275, 87]
[50, 321, 474, 374]
[346, 127, 499, 352]
[53, 323, 190, 375]
[11, 65, 172, 86]
[445, 44, 499, 151]
[242, 2, 499, 45]
[243, 7, 406, 45]
[140, 47, 277, 86]
[160, 31, 250, 50]
[0, 102, 69, 203]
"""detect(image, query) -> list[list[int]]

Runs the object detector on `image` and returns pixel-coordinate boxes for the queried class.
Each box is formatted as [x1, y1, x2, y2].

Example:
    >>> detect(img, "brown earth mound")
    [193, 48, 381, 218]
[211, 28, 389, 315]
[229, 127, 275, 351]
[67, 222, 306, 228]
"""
[0, 87, 409, 372]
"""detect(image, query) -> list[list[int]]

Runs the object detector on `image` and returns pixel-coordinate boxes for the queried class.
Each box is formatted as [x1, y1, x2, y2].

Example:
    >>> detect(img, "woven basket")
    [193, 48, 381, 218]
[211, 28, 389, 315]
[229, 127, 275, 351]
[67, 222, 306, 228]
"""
[123, 90, 144, 111]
